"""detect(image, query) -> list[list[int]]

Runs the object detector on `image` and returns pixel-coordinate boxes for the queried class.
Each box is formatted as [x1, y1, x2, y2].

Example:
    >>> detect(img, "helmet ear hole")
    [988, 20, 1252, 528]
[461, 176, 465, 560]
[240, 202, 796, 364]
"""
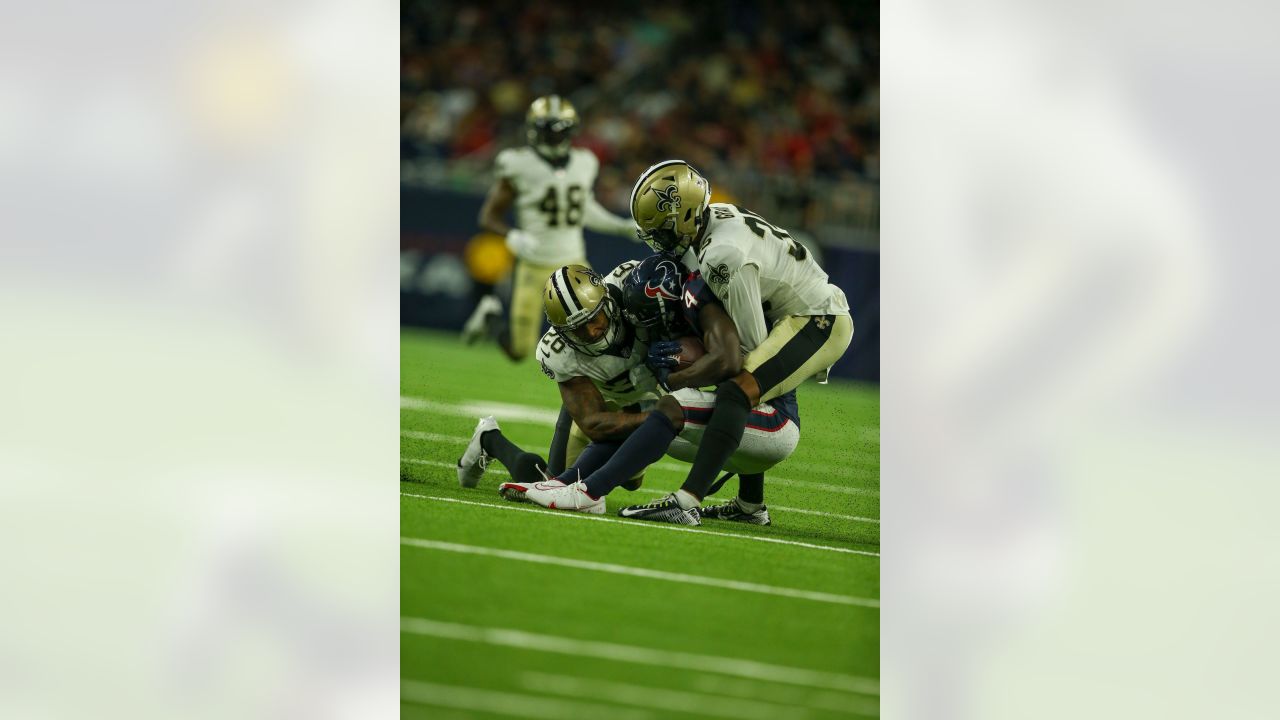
[684, 208, 692, 222]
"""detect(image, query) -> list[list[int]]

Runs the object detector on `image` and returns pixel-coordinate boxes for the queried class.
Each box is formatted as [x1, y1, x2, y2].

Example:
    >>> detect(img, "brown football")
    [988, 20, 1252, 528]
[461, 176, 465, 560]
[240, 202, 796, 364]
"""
[674, 336, 706, 370]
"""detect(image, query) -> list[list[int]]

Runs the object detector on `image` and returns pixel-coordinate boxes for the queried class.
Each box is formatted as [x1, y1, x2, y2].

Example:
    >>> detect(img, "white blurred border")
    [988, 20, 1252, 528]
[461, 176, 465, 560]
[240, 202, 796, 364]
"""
[0, 1, 398, 717]
[884, 0, 1280, 717]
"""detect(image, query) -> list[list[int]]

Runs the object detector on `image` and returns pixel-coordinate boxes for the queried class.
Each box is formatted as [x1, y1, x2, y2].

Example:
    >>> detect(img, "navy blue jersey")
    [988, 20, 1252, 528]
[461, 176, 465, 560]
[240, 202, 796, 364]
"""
[681, 271, 801, 428]
[679, 271, 720, 337]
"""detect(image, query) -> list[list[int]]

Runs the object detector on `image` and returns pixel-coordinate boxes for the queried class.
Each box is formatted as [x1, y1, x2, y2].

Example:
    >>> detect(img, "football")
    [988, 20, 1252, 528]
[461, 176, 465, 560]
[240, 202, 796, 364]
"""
[673, 335, 706, 370]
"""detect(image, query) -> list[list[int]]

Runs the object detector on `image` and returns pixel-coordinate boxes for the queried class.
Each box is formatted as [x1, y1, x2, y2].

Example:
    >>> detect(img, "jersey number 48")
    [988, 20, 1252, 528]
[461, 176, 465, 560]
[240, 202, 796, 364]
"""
[539, 185, 584, 227]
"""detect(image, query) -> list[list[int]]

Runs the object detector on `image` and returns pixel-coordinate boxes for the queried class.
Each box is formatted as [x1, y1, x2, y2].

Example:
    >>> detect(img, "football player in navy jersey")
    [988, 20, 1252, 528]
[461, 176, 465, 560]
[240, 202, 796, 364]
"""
[499, 254, 801, 525]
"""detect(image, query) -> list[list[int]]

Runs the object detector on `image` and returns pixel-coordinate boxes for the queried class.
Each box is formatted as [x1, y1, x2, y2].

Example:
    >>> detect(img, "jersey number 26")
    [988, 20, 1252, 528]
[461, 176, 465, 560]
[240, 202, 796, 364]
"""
[735, 205, 807, 261]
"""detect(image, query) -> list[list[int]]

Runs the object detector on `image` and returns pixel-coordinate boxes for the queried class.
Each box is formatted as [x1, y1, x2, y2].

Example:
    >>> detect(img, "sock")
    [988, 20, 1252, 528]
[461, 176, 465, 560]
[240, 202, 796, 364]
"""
[583, 411, 679, 499]
[557, 441, 621, 485]
[480, 430, 547, 484]
[734, 497, 764, 514]
[483, 293, 509, 340]
[674, 489, 700, 510]
[680, 381, 751, 499]
[484, 308, 506, 338]
[737, 473, 765, 505]
[546, 406, 573, 476]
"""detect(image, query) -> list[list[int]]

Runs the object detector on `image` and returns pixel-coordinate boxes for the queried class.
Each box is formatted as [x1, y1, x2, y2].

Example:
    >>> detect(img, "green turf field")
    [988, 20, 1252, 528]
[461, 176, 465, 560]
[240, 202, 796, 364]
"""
[401, 327, 880, 719]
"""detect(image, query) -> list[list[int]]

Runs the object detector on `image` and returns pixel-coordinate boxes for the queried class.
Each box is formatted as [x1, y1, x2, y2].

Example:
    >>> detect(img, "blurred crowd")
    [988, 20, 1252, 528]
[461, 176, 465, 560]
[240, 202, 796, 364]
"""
[401, 1, 879, 235]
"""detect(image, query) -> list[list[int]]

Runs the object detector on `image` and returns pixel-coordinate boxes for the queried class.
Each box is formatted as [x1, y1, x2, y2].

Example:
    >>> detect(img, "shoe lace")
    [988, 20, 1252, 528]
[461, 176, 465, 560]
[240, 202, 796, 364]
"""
[639, 494, 676, 510]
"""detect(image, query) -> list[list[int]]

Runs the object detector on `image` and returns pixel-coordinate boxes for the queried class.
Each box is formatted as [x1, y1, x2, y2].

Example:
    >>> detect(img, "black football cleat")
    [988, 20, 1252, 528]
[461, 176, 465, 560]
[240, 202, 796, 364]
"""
[617, 494, 701, 525]
[700, 498, 771, 525]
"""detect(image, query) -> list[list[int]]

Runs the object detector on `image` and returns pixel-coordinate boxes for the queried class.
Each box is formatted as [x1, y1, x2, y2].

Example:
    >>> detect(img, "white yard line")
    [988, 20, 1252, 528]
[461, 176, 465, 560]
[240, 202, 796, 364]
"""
[400, 429, 880, 497]
[403, 458, 501, 472]
[401, 679, 654, 720]
[401, 430, 472, 443]
[764, 476, 879, 497]
[405, 454, 880, 517]
[402, 537, 878, 608]
[754, 504, 877, 523]
[517, 672, 818, 720]
[400, 493, 880, 558]
[404, 457, 878, 523]
[784, 457, 879, 473]
[401, 396, 560, 425]
[630, 487, 879, 524]
[401, 617, 880, 696]
[686, 674, 882, 717]
[401, 397, 877, 477]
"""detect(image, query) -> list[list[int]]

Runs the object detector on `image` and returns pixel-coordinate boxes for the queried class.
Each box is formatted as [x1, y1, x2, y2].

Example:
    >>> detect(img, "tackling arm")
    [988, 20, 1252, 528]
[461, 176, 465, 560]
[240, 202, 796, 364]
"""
[557, 375, 649, 442]
[583, 193, 638, 239]
[666, 303, 744, 391]
[721, 264, 769, 351]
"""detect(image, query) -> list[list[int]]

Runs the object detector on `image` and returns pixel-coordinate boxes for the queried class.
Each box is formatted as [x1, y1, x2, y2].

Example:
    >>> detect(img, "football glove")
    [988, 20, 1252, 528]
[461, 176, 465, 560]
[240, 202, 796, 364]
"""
[646, 341, 682, 370]
[646, 340, 682, 390]
[505, 229, 534, 257]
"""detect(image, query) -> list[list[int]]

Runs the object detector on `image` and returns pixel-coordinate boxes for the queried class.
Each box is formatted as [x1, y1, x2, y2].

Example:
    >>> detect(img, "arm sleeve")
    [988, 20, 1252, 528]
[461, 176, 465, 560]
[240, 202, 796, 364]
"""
[721, 263, 769, 352]
[583, 193, 638, 238]
[494, 149, 517, 183]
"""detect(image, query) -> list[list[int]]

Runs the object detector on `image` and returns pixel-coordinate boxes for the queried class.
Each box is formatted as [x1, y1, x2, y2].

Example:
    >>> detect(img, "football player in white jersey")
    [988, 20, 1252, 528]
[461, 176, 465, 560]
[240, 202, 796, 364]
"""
[615, 160, 855, 521]
[457, 261, 661, 499]
[460, 95, 637, 362]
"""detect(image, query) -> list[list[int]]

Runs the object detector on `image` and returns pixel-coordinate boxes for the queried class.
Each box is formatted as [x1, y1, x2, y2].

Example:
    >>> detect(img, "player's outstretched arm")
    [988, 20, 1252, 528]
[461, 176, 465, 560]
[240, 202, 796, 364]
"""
[666, 303, 744, 391]
[583, 193, 638, 239]
[558, 375, 648, 442]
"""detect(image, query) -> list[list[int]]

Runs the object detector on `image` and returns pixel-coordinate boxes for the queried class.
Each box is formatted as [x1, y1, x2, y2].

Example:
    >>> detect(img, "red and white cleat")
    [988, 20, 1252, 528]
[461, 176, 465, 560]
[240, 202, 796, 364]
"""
[504, 480, 604, 514]
[498, 477, 564, 503]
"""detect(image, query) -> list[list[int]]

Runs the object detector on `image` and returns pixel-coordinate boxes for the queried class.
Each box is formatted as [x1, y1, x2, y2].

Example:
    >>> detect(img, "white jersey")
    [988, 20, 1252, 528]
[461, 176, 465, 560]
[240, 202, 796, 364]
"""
[496, 146, 604, 266]
[681, 203, 850, 350]
[535, 260, 659, 406]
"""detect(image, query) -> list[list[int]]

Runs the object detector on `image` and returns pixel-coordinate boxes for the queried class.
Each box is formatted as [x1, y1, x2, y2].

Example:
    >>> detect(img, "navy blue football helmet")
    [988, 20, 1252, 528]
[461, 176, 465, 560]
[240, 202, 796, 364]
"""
[620, 255, 692, 344]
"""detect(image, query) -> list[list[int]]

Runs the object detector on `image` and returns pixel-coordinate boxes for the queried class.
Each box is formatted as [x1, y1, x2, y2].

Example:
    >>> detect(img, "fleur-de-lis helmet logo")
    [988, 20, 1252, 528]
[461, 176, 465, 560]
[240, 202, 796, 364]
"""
[653, 184, 681, 213]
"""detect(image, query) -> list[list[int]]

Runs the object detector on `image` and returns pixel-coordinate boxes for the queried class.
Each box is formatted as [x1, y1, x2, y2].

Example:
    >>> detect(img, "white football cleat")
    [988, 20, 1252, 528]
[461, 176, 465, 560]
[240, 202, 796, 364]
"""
[461, 294, 502, 345]
[524, 480, 605, 514]
[498, 475, 564, 503]
[456, 416, 499, 488]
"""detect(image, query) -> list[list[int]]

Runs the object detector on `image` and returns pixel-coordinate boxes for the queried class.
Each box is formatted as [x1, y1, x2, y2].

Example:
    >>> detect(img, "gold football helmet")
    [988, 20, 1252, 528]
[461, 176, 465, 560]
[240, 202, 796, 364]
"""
[629, 160, 712, 258]
[526, 95, 579, 158]
[543, 265, 629, 356]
